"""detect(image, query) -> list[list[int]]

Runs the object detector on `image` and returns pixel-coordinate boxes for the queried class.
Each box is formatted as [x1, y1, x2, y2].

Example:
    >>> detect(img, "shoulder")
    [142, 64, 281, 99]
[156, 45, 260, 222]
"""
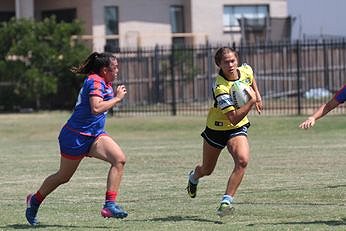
[238, 63, 254, 85]
[86, 74, 106, 87]
[214, 75, 230, 92]
[87, 74, 105, 83]
[238, 63, 253, 75]
[213, 76, 230, 96]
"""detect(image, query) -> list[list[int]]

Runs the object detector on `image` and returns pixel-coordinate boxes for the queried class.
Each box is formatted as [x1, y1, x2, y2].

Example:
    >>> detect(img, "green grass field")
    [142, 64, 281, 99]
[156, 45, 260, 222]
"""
[0, 112, 345, 231]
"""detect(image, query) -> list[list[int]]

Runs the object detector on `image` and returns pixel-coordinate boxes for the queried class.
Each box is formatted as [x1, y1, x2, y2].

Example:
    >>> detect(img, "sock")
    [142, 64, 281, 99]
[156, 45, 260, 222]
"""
[105, 191, 117, 202]
[221, 194, 233, 205]
[32, 191, 45, 206]
[189, 171, 199, 185]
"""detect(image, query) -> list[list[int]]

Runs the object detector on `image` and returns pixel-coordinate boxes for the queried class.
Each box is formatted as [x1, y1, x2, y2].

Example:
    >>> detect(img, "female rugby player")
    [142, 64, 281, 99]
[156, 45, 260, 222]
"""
[26, 52, 128, 225]
[186, 47, 263, 217]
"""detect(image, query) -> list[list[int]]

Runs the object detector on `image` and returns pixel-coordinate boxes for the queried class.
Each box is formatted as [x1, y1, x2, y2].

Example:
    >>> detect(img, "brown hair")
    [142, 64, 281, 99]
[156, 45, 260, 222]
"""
[71, 52, 116, 75]
[214, 47, 239, 67]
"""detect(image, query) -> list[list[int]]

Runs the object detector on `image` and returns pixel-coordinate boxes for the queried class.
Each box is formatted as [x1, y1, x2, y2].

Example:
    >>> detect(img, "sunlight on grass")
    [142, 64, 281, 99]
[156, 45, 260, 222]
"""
[0, 112, 345, 230]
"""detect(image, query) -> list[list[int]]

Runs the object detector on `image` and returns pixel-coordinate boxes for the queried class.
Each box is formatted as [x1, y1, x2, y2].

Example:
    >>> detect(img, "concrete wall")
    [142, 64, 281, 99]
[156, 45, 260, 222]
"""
[91, 0, 188, 49]
[2, 0, 288, 49]
[35, 0, 93, 34]
[190, 0, 288, 44]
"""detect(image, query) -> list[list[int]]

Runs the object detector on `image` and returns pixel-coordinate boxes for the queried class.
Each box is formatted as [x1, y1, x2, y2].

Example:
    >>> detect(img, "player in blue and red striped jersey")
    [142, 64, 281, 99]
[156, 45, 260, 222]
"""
[299, 85, 346, 129]
[26, 52, 128, 226]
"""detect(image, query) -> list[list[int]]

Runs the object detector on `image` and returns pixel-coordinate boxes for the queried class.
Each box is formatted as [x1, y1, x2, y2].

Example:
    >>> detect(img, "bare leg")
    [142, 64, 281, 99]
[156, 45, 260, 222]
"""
[88, 135, 126, 192]
[89, 135, 128, 218]
[38, 156, 82, 197]
[193, 140, 222, 180]
[225, 135, 250, 196]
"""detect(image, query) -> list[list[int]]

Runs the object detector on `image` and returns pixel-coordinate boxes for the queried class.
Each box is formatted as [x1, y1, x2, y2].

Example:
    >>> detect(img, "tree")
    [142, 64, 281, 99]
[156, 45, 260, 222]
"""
[0, 17, 90, 110]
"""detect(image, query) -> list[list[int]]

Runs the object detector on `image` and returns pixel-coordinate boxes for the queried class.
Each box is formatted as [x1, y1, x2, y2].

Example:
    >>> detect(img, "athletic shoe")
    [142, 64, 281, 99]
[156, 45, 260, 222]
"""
[25, 194, 39, 225]
[101, 201, 128, 219]
[217, 202, 235, 217]
[186, 170, 198, 198]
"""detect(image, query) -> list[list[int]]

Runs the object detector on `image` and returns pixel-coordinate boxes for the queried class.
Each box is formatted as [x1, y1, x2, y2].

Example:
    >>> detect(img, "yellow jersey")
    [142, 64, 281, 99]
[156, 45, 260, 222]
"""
[206, 64, 254, 131]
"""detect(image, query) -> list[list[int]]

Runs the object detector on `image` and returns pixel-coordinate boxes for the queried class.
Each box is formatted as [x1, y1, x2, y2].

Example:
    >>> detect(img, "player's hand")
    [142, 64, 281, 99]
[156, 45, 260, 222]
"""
[299, 117, 315, 129]
[244, 87, 256, 104]
[116, 84, 127, 101]
[255, 99, 263, 115]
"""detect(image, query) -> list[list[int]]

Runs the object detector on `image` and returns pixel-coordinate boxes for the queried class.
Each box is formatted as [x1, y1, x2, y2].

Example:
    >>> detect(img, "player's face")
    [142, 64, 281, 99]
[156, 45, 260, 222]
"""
[105, 59, 119, 83]
[219, 52, 238, 77]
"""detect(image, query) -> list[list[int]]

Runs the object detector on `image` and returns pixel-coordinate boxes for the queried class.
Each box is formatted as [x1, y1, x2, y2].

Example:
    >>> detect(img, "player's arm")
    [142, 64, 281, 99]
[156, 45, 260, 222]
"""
[250, 77, 263, 114]
[299, 98, 340, 129]
[90, 85, 127, 115]
[226, 87, 256, 125]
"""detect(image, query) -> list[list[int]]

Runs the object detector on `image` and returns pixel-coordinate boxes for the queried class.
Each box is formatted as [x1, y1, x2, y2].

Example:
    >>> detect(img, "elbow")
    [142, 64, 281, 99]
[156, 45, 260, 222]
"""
[229, 118, 239, 126]
[90, 107, 102, 115]
[228, 115, 239, 125]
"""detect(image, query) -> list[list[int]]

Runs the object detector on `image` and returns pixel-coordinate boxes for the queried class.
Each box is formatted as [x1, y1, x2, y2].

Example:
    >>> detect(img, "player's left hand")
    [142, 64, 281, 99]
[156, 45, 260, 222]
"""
[255, 99, 263, 114]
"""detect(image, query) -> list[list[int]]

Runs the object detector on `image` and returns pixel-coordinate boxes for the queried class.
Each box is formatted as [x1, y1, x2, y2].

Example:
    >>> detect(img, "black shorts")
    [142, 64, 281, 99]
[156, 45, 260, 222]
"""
[201, 123, 250, 150]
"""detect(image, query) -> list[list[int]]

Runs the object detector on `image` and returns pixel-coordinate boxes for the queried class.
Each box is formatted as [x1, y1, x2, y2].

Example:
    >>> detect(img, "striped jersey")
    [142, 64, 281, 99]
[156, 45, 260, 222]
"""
[334, 84, 346, 103]
[206, 64, 254, 131]
[65, 74, 114, 136]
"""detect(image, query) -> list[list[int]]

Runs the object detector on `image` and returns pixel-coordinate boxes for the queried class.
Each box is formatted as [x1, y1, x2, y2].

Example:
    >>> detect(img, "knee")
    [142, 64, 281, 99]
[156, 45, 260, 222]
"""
[113, 156, 126, 168]
[237, 158, 249, 169]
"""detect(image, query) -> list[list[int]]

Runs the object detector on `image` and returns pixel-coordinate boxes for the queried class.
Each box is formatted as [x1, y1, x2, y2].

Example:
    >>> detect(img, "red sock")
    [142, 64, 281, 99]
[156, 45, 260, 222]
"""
[105, 191, 117, 202]
[34, 191, 45, 204]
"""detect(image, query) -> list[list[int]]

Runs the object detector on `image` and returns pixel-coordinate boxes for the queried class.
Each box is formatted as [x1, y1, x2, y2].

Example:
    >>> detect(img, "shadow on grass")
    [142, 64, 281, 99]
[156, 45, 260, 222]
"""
[326, 184, 346, 189]
[247, 217, 346, 227]
[4, 223, 109, 229]
[149, 215, 223, 224]
[243, 184, 346, 194]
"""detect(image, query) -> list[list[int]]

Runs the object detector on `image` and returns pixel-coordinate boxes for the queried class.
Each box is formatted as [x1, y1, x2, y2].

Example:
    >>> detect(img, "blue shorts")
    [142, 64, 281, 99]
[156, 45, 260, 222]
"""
[58, 126, 107, 160]
[201, 123, 250, 150]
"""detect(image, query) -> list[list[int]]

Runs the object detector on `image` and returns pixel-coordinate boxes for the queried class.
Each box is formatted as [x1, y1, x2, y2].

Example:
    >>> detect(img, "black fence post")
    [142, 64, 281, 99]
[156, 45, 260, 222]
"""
[206, 42, 213, 98]
[153, 44, 161, 103]
[170, 45, 177, 116]
[296, 40, 302, 115]
[322, 39, 330, 90]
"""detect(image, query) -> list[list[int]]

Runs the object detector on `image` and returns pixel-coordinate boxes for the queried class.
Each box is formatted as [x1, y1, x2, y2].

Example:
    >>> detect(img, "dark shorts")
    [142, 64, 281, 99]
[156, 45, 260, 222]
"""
[201, 123, 250, 150]
[58, 126, 107, 160]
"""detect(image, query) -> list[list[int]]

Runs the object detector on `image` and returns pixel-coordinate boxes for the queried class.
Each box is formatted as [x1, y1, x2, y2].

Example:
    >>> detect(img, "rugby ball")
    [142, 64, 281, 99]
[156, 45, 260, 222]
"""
[230, 81, 250, 108]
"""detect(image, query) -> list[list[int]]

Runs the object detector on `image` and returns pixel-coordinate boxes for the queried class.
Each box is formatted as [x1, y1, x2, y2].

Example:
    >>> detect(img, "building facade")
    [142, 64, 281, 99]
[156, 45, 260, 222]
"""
[1, 0, 289, 51]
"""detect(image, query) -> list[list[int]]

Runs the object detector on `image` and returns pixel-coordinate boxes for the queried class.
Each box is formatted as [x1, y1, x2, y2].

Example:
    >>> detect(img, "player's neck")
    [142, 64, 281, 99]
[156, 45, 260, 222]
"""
[225, 71, 239, 81]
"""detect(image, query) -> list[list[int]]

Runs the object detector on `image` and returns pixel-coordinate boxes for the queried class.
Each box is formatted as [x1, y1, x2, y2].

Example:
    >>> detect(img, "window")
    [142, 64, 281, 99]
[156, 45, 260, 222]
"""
[170, 5, 185, 47]
[170, 5, 185, 33]
[104, 6, 119, 52]
[223, 5, 269, 32]
[42, 9, 76, 23]
[0, 12, 15, 22]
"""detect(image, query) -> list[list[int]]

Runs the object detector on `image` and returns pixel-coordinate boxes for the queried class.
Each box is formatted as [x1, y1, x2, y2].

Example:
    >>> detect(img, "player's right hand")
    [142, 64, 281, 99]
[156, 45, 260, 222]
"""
[116, 84, 127, 100]
[299, 117, 315, 129]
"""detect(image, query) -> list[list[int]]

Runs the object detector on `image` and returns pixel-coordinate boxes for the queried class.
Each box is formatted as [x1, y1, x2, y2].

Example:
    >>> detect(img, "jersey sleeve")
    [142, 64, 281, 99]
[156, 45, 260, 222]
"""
[239, 63, 254, 85]
[214, 84, 236, 113]
[334, 85, 346, 103]
[89, 78, 105, 98]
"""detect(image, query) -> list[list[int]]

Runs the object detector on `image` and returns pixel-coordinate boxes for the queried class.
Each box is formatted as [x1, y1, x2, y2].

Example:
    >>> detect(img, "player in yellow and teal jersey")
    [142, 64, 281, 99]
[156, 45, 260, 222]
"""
[186, 47, 263, 217]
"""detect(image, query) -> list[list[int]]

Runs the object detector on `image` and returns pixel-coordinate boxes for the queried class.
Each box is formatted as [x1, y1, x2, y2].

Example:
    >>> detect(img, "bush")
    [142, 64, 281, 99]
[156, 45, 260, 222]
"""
[0, 17, 91, 111]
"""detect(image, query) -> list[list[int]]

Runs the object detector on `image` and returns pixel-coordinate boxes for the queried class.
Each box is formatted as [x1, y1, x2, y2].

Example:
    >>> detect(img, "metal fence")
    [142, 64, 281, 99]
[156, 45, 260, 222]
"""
[112, 39, 346, 116]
